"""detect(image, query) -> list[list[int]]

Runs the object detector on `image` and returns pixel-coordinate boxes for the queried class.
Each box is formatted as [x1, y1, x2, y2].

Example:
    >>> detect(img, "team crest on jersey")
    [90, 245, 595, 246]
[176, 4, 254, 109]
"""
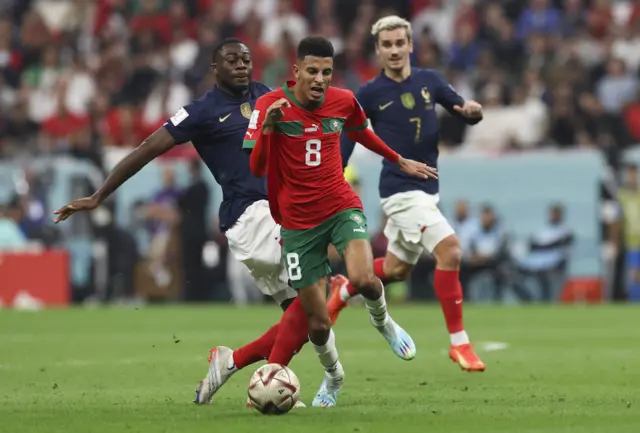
[351, 213, 362, 224]
[421, 87, 433, 110]
[240, 102, 252, 119]
[331, 119, 340, 131]
[401, 92, 415, 109]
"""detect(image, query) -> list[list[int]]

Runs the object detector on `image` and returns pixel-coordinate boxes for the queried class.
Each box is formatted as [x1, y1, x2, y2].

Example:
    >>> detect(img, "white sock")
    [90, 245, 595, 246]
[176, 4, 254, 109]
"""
[310, 330, 344, 380]
[339, 284, 351, 302]
[364, 281, 390, 327]
[450, 330, 470, 346]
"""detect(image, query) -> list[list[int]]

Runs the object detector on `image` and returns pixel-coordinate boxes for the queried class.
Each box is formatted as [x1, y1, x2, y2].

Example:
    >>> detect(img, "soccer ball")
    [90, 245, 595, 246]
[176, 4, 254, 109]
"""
[247, 364, 301, 415]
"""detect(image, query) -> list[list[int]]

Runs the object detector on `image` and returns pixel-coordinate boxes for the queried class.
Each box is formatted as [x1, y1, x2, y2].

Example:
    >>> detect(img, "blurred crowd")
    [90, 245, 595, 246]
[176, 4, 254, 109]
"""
[2, 0, 640, 305]
[0, 0, 640, 162]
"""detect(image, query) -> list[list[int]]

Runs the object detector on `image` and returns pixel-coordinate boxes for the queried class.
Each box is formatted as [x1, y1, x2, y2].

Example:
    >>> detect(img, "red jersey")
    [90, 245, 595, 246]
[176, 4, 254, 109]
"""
[244, 82, 369, 230]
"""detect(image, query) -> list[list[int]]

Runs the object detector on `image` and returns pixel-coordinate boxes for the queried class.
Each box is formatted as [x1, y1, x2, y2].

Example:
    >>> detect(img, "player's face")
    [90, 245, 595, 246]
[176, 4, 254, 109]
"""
[213, 43, 253, 91]
[293, 56, 333, 102]
[376, 28, 413, 72]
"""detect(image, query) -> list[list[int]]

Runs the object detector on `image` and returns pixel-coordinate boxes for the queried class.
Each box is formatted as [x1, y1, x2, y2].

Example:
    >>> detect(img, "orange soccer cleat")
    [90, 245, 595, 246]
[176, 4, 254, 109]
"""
[327, 274, 350, 324]
[449, 343, 486, 372]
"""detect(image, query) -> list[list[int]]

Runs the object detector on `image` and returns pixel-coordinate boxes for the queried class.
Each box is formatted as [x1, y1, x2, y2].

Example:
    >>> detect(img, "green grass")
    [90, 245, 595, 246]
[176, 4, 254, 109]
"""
[1, 304, 639, 433]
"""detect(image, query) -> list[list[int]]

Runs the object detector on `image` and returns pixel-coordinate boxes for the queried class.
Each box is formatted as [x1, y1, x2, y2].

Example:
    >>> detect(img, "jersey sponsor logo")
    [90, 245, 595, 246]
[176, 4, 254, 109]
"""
[219, 113, 232, 122]
[240, 102, 252, 119]
[170, 107, 189, 126]
[305, 123, 319, 133]
[379, 101, 394, 111]
[248, 110, 260, 129]
[401, 92, 415, 109]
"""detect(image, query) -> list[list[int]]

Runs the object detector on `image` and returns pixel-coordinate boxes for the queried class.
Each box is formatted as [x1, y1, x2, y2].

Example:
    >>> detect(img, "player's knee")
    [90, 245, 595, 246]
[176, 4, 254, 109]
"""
[434, 236, 462, 269]
[349, 272, 378, 295]
[307, 316, 331, 343]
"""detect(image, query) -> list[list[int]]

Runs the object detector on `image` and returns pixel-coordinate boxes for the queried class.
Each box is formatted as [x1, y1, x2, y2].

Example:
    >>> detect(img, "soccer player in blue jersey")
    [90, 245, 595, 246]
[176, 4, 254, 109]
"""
[53, 38, 338, 406]
[332, 16, 486, 372]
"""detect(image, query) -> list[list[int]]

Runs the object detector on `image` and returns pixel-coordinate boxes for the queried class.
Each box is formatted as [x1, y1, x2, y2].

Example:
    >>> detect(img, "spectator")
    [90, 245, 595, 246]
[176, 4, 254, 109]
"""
[448, 22, 480, 72]
[142, 165, 181, 292]
[516, 0, 562, 40]
[178, 159, 210, 302]
[465, 205, 509, 301]
[0, 196, 28, 250]
[624, 87, 640, 143]
[596, 58, 638, 115]
[261, 0, 308, 49]
[515, 204, 574, 301]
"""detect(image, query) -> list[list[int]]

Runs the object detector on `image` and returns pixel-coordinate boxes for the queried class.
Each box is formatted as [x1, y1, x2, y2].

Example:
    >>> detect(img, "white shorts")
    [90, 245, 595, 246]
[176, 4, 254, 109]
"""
[225, 200, 297, 304]
[381, 191, 455, 265]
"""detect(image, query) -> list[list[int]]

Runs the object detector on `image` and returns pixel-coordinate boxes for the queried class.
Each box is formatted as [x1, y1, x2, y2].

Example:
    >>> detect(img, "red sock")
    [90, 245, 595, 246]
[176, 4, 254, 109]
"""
[268, 297, 309, 365]
[374, 257, 392, 285]
[433, 269, 464, 334]
[342, 282, 359, 300]
[232, 324, 279, 369]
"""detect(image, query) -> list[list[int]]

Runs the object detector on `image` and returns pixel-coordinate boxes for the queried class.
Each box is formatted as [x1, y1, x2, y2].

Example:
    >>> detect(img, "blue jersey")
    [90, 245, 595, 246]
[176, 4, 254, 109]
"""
[163, 82, 271, 231]
[341, 68, 480, 198]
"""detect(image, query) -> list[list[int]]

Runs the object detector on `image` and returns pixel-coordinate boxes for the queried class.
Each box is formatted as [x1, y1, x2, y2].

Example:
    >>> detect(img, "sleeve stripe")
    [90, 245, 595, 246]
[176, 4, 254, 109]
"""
[243, 139, 256, 149]
[344, 119, 369, 132]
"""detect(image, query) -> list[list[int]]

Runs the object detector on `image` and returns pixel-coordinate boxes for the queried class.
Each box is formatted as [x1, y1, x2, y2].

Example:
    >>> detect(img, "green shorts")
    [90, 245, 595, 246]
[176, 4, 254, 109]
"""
[281, 208, 370, 289]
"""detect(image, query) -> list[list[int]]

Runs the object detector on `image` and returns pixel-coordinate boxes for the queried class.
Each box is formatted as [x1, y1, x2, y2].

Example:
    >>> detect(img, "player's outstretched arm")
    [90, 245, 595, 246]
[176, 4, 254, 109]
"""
[345, 128, 437, 180]
[53, 128, 175, 223]
[435, 73, 482, 125]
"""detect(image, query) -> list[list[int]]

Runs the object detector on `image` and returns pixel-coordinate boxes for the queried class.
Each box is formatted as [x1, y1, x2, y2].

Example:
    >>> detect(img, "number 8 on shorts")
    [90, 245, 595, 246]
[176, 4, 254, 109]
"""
[286, 252, 302, 281]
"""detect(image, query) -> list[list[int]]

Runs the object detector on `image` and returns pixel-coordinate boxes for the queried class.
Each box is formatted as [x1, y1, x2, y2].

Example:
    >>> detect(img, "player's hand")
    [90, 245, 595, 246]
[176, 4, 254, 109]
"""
[397, 157, 438, 180]
[263, 98, 291, 132]
[53, 196, 100, 224]
[453, 100, 483, 118]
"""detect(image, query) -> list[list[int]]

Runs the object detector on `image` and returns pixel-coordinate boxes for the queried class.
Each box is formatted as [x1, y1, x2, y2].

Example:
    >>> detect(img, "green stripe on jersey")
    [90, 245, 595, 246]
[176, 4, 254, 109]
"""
[242, 139, 256, 149]
[322, 117, 346, 134]
[344, 119, 369, 132]
[276, 121, 304, 136]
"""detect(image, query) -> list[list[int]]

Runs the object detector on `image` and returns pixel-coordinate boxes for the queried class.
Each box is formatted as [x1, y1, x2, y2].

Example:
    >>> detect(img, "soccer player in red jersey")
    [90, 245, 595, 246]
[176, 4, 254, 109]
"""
[334, 16, 486, 372]
[244, 36, 437, 407]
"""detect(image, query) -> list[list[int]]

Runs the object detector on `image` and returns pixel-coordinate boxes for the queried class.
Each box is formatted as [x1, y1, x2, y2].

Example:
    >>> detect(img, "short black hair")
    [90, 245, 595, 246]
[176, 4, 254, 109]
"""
[297, 36, 334, 60]
[212, 37, 245, 62]
[480, 203, 494, 214]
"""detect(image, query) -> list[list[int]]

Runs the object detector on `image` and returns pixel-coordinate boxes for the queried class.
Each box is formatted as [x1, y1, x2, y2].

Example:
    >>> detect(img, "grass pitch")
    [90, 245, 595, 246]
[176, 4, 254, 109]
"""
[1, 304, 638, 433]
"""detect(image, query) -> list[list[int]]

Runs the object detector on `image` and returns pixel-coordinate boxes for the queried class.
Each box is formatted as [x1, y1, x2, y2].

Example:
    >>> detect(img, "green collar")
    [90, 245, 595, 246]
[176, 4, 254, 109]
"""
[283, 81, 325, 109]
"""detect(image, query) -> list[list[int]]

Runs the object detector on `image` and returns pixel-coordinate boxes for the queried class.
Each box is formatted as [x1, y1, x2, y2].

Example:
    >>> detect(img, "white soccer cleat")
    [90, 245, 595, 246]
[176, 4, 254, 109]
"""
[193, 346, 237, 404]
[312, 373, 344, 408]
[375, 317, 417, 361]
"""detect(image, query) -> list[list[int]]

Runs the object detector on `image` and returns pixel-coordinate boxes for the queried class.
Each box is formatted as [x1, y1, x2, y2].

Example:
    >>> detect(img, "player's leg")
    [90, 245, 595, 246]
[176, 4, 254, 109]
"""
[331, 209, 416, 360]
[193, 281, 297, 405]
[327, 206, 419, 321]
[327, 246, 415, 320]
[194, 201, 307, 404]
[426, 222, 485, 371]
[280, 224, 344, 408]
